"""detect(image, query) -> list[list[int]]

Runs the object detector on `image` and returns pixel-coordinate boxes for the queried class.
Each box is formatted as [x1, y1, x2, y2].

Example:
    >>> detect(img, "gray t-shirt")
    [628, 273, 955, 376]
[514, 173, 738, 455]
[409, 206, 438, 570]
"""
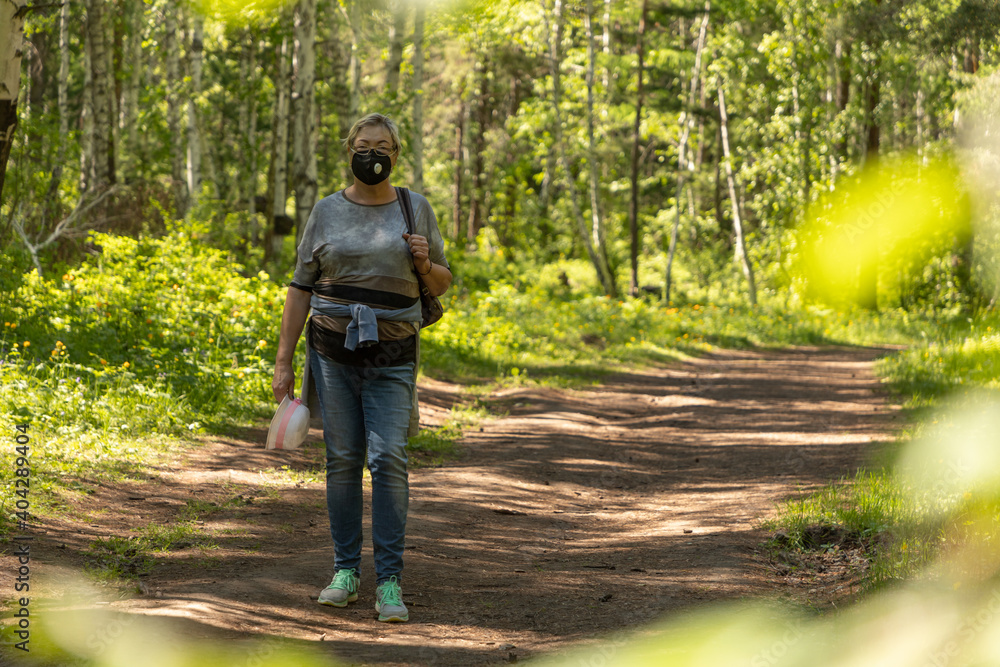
[292, 189, 448, 301]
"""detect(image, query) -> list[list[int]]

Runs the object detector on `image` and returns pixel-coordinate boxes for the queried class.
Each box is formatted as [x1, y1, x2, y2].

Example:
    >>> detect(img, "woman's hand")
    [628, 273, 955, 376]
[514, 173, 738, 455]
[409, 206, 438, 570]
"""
[272, 361, 295, 403]
[272, 285, 312, 403]
[402, 233, 432, 275]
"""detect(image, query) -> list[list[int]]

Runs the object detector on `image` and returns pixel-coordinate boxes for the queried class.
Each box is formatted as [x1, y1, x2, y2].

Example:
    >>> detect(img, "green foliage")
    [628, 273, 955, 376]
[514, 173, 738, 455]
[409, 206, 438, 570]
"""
[0, 227, 286, 521]
[425, 253, 932, 384]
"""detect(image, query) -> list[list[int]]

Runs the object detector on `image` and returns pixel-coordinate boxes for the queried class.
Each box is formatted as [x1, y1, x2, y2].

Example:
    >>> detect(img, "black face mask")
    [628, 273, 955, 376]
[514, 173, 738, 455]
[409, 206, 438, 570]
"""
[351, 151, 393, 186]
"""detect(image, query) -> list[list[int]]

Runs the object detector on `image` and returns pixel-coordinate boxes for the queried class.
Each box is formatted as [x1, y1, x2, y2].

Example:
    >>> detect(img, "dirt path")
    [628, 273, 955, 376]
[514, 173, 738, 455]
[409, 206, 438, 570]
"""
[3, 346, 900, 666]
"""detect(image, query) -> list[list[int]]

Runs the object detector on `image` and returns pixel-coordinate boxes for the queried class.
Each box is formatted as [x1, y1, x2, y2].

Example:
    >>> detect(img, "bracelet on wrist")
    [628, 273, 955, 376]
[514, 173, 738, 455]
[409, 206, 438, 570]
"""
[417, 262, 433, 276]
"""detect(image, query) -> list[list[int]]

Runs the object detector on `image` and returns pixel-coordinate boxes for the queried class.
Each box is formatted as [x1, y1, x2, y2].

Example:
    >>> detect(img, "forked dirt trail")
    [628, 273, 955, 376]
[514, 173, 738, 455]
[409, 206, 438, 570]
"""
[5, 347, 900, 666]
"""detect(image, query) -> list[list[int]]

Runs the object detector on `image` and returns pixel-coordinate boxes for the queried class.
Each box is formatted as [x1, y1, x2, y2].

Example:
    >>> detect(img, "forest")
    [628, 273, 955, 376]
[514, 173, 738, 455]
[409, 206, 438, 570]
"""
[3, 0, 1000, 664]
[2, 0, 997, 306]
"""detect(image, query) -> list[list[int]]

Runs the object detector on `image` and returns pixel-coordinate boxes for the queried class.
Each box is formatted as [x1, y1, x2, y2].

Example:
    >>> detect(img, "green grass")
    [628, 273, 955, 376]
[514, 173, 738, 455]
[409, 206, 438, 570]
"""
[765, 311, 1000, 590]
[406, 402, 495, 466]
[138, 521, 214, 552]
[83, 536, 154, 581]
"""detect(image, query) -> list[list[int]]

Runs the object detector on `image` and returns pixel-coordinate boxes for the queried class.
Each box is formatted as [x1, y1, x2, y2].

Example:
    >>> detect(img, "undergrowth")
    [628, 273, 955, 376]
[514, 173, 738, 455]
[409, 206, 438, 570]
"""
[0, 228, 993, 585]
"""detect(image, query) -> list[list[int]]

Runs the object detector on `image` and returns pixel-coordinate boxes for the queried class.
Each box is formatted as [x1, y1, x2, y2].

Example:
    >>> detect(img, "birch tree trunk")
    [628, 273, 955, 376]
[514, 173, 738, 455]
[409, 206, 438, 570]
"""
[292, 0, 318, 243]
[627, 0, 647, 296]
[546, 0, 616, 297]
[0, 0, 28, 204]
[164, 0, 187, 214]
[20, 31, 28, 152]
[585, 0, 613, 292]
[665, 2, 710, 304]
[386, 0, 405, 98]
[186, 13, 204, 208]
[718, 86, 757, 306]
[411, 5, 425, 192]
[41, 0, 70, 224]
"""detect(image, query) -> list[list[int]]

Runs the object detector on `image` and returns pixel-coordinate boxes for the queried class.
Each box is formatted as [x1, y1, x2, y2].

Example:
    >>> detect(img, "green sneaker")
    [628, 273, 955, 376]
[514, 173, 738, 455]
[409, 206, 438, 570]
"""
[318, 568, 359, 607]
[375, 576, 409, 622]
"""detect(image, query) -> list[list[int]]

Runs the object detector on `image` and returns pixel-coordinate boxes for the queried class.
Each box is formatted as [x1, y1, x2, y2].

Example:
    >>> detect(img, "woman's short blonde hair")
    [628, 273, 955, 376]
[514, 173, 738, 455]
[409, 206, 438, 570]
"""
[343, 113, 401, 153]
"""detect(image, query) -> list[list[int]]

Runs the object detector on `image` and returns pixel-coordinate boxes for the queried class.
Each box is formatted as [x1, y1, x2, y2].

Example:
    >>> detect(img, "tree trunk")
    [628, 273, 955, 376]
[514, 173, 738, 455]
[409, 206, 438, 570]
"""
[79, 11, 94, 194]
[858, 54, 880, 310]
[164, 0, 187, 214]
[452, 93, 465, 242]
[666, 2, 709, 304]
[104, 0, 118, 184]
[466, 60, 487, 244]
[266, 33, 292, 262]
[292, 0, 318, 244]
[546, 0, 616, 297]
[122, 0, 143, 181]
[87, 0, 114, 191]
[246, 32, 259, 228]
[238, 38, 249, 205]
[0, 0, 28, 205]
[627, 0, 647, 297]
[20, 22, 31, 152]
[718, 86, 757, 306]
[348, 0, 361, 121]
[327, 25, 353, 187]
[386, 0, 405, 99]
[955, 44, 980, 304]
[835, 39, 851, 166]
[411, 5, 425, 192]
[601, 0, 611, 89]
[585, 0, 612, 289]
[186, 13, 204, 208]
[41, 0, 70, 225]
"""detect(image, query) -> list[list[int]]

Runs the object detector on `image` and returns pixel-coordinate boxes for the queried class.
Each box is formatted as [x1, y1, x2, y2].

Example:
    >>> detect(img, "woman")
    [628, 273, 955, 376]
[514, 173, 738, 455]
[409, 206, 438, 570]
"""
[272, 113, 451, 623]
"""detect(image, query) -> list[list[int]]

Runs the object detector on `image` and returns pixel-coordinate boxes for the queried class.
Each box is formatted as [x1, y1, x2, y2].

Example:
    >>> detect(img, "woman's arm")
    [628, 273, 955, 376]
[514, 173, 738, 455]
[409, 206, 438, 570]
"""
[272, 286, 312, 401]
[416, 262, 452, 297]
[403, 232, 453, 297]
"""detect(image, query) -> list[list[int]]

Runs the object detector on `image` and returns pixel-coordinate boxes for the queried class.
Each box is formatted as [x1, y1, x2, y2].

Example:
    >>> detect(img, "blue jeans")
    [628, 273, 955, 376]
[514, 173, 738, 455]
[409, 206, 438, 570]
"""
[309, 349, 414, 584]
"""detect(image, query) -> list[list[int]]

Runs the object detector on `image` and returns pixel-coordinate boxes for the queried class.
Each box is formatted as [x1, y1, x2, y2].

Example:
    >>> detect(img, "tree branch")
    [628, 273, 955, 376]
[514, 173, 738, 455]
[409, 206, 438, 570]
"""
[37, 185, 120, 250]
